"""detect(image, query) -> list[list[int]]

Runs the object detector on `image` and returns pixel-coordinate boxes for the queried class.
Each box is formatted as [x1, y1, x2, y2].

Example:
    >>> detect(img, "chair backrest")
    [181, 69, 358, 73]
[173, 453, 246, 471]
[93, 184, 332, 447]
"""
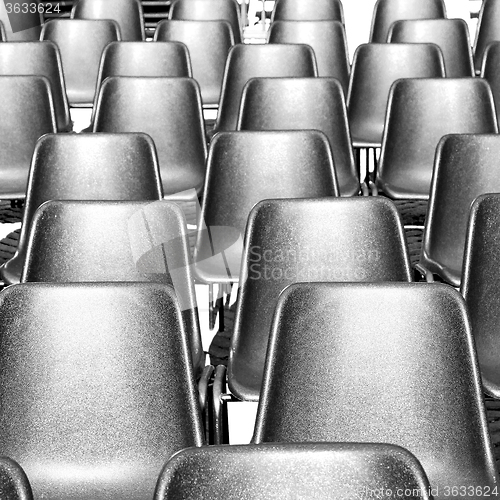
[0, 133, 162, 286]
[253, 282, 499, 495]
[238, 77, 359, 196]
[22, 200, 204, 375]
[267, 20, 349, 93]
[388, 19, 474, 78]
[214, 43, 317, 133]
[481, 41, 500, 126]
[0, 456, 33, 500]
[0, 41, 71, 132]
[474, 0, 500, 74]
[0, 76, 56, 201]
[155, 20, 234, 107]
[229, 197, 411, 401]
[462, 193, 500, 399]
[193, 131, 338, 285]
[0, 282, 204, 499]
[168, 0, 241, 43]
[154, 443, 431, 500]
[0, 20, 5, 40]
[419, 134, 500, 287]
[347, 44, 445, 148]
[271, 0, 344, 23]
[369, 0, 446, 43]
[376, 78, 498, 200]
[72, 0, 145, 41]
[93, 76, 207, 198]
[0, 0, 42, 40]
[41, 19, 121, 107]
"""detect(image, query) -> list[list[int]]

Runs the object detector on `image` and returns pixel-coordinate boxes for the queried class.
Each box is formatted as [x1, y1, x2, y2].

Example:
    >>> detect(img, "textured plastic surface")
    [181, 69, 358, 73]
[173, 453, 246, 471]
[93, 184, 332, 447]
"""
[23, 200, 204, 375]
[347, 43, 445, 148]
[0, 133, 162, 285]
[93, 76, 206, 198]
[0, 76, 56, 200]
[268, 20, 349, 93]
[481, 42, 500, 126]
[462, 194, 500, 399]
[229, 197, 411, 401]
[0, 457, 33, 500]
[254, 282, 499, 498]
[155, 443, 431, 500]
[72, 0, 145, 41]
[377, 78, 498, 199]
[193, 131, 338, 284]
[474, 0, 500, 74]
[369, 0, 446, 43]
[238, 77, 359, 196]
[271, 0, 344, 23]
[388, 19, 474, 78]
[0, 282, 204, 500]
[0, 1, 42, 41]
[0, 41, 71, 132]
[419, 134, 500, 287]
[214, 44, 317, 132]
[155, 20, 234, 106]
[41, 19, 121, 107]
[168, 0, 241, 44]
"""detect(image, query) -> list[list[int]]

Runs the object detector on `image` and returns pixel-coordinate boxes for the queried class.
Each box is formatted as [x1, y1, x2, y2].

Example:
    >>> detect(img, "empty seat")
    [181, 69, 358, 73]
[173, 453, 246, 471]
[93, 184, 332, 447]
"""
[193, 131, 338, 285]
[347, 44, 445, 149]
[388, 19, 474, 77]
[267, 20, 350, 94]
[271, 0, 344, 23]
[23, 200, 204, 375]
[214, 44, 317, 133]
[41, 19, 121, 107]
[227, 197, 411, 402]
[474, 0, 500, 74]
[254, 282, 499, 496]
[238, 77, 359, 196]
[0, 76, 56, 201]
[480, 42, 500, 126]
[0, 0, 42, 40]
[0, 133, 162, 286]
[155, 20, 234, 107]
[0, 282, 204, 499]
[376, 78, 498, 200]
[169, 0, 241, 44]
[72, 0, 145, 41]
[462, 194, 500, 399]
[416, 134, 500, 286]
[93, 77, 206, 199]
[0, 41, 71, 132]
[155, 443, 431, 500]
[369, 0, 446, 43]
[0, 456, 33, 500]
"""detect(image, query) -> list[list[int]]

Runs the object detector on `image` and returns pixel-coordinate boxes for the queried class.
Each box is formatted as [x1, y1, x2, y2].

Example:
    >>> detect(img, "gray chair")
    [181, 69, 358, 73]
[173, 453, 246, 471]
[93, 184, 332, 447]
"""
[271, 0, 344, 23]
[474, 0, 500, 74]
[480, 41, 500, 127]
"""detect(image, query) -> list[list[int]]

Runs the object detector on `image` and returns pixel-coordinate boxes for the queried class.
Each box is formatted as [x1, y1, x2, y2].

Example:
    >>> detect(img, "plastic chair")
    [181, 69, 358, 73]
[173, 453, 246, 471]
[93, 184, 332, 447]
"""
[154, 443, 431, 500]
[462, 194, 500, 399]
[267, 20, 350, 94]
[168, 0, 241, 44]
[416, 134, 500, 287]
[0, 76, 56, 201]
[474, 0, 500, 74]
[93, 77, 207, 199]
[388, 19, 474, 78]
[369, 0, 446, 43]
[347, 43, 445, 150]
[0, 133, 163, 286]
[376, 78, 498, 200]
[0, 0, 42, 41]
[41, 19, 121, 107]
[254, 282, 499, 495]
[238, 77, 359, 196]
[0, 41, 71, 132]
[226, 197, 411, 405]
[481, 42, 500, 126]
[0, 457, 33, 500]
[214, 44, 317, 133]
[72, 0, 145, 41]
[0, 282, 204, 500]
[154, 20, 234, 107]
[271, 0, 344, 23]
[22, 200, 204, 376]
[193, 130, 338, 286]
